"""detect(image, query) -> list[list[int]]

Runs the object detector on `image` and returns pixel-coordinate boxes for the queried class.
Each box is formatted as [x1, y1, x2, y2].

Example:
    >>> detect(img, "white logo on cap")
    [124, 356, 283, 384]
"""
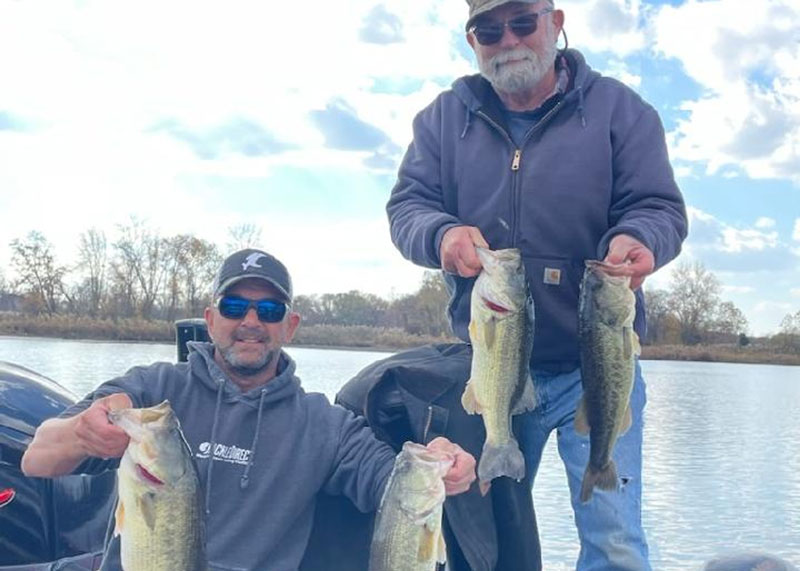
[242, 253, 267, 271]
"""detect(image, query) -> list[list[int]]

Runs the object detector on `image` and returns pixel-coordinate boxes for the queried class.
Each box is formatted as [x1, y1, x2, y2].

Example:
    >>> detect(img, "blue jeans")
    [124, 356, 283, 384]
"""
[517, 362, 650, 571]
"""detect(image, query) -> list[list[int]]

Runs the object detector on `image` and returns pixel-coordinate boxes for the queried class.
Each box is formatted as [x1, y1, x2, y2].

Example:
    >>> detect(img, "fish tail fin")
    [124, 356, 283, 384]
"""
[477, 440, 526, 484]
[580, 461, 619, 502]
[461, 380, 481, 414]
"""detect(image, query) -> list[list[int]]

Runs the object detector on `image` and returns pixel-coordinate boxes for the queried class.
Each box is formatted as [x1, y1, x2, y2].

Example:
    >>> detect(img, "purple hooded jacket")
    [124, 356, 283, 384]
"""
[387, 49, 687, 370]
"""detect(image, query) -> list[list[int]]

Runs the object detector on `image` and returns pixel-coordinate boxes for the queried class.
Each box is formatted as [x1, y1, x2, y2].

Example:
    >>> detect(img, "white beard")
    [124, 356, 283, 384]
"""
[477, 40, 558, 95]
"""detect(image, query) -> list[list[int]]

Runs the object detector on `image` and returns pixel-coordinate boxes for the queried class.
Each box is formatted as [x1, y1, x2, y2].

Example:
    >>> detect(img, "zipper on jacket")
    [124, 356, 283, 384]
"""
[510, 99, 568, 239]
[475, 99, 567, 244]
[476, 110, 522, 247]
[511, 149, 521, 171]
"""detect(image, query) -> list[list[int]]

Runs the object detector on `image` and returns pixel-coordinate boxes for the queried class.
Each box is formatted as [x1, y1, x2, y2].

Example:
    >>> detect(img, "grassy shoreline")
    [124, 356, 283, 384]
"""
[1, 314, 798, 366]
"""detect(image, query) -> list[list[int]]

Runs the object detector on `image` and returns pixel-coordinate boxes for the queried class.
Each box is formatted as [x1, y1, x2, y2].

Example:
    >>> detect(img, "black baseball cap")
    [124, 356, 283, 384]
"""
[212, 248, 293, 302]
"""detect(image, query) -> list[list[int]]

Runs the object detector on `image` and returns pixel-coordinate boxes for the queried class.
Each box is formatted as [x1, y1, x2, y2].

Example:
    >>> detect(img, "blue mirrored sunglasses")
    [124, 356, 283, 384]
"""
[217, 296, 288, 323]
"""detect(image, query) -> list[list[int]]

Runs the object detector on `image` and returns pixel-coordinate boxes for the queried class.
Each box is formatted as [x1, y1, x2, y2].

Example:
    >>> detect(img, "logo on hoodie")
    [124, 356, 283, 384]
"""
[196, 441, 252, 465]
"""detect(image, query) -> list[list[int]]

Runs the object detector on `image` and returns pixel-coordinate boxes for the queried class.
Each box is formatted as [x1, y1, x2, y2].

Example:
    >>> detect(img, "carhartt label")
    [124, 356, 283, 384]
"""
[543, 267, 561, 285]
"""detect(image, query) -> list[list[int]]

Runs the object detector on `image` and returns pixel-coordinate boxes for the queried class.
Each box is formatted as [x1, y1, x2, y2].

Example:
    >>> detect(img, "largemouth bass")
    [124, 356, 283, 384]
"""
[368, 442, 453, 571]
[462, 247, 536, 488]
[107, 400, 206, 570]
[575, 260, 640, 502]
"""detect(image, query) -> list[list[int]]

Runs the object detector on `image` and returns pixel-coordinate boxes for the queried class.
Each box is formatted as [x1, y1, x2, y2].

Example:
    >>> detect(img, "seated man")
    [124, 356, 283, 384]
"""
[22, 248, 476, 571]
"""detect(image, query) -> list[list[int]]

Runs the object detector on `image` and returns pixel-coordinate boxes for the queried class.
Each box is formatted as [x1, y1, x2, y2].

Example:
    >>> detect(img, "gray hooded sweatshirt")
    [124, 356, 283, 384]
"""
[64, 342, 395, 570]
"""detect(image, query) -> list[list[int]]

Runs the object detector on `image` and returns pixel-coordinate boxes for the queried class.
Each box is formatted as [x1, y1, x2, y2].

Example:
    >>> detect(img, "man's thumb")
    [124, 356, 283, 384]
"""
[104, 393, 133, 411]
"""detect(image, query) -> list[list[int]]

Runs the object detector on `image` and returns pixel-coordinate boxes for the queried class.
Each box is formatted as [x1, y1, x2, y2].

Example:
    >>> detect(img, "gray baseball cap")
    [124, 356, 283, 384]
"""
[465, 0, 541, 30]
[212, 248, 293, 302]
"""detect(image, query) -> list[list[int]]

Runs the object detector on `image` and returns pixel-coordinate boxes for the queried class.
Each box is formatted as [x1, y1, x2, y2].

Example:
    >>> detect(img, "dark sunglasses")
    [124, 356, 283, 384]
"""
[217, 296, 289, 323]
[469, 9, 553, 46]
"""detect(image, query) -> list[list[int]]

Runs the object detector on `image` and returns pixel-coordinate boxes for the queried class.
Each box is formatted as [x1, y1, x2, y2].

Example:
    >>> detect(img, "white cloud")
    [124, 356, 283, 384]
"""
[719, 227, 778, 253]
[722, 285, 755, 295]
[755, 217, 776, 229]
[652, 0, 800, 182]
[685, 206, 798, 271]
[602, 59, 642, 88]
[791, 288, 800, 298]
[559, 0, 645, 56]
[793, 219, 800, 241]
[752, 300, 796, 335]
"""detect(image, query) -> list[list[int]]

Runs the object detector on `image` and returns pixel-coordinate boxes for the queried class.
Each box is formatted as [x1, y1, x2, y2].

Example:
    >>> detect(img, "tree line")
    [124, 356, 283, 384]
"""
[1, 221, 798, 354]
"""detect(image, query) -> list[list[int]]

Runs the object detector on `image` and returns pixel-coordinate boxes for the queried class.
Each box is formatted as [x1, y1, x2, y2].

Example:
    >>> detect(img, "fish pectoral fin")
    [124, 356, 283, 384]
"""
[113, 498, 124, 537]
[632, 331, 642, 356]
[461, 381, 482, 414]
[138, 492, 158, 530]
[574, 397, 590, 435]
[511, 378, 536, 414]
[620, 404, 633, 435]
[484, 316, 497, 348]
[622, 327, 633, 360]
[437, 528, 447, 564]
[417, 521, 439, 562]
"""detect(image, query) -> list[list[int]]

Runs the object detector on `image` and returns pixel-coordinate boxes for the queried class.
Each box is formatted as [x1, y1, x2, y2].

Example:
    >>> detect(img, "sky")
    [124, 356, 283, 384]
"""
[0, 0, 798, 336]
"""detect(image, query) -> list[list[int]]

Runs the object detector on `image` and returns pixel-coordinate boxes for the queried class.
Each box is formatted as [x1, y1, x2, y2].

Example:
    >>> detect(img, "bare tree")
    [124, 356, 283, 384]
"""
[9, 231, 68, 315]
[112, 218, 167, 319]
[180, 237, 221, 316]
[712, 301, 748, 337]
[77, 228, 107, 316]
[667, 260, 721, 344]
[779, 310, 800, 335]
[226, 223, 263, 253]
[161, 235, 221, 320]
[643, 288, 671, 345]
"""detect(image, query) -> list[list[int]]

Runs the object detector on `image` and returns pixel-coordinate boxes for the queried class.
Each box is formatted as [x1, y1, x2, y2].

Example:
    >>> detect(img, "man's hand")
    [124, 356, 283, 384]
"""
[440, 226, 489, 278]
[74, 393, 133, 459]
[604, 234, 655, 290]
[22, 392, 133, 478]
[426, 436, 476, 495]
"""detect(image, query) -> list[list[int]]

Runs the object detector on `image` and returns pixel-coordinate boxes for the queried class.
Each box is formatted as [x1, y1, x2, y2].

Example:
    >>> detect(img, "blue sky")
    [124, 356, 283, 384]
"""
[0, 0, 798, 335]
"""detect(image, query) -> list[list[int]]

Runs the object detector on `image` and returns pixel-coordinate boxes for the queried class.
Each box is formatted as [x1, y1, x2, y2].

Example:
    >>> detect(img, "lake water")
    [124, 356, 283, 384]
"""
[2, 335, 799, 570]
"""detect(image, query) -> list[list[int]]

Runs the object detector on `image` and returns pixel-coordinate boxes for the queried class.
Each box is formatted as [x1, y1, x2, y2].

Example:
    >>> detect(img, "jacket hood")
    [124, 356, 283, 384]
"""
[186, 341, 301, 406]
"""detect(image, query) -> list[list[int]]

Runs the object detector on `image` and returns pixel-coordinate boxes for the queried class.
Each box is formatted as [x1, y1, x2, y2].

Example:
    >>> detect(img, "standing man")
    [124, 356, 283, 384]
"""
[387, 1, 687, 569]
[22, 248, 476, 570]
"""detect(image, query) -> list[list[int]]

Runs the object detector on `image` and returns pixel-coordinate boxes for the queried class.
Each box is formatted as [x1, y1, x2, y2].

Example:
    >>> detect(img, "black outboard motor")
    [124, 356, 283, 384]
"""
[0, 362, 116, 570]
[175, 319, 209, 362]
